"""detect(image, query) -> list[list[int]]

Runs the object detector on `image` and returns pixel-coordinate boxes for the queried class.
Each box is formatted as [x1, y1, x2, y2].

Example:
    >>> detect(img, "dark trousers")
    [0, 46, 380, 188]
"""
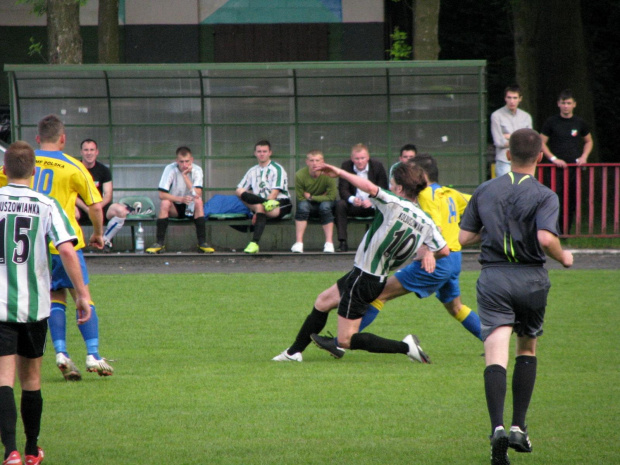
[546, 166, 578, 234]
[334, 199, 374, 241]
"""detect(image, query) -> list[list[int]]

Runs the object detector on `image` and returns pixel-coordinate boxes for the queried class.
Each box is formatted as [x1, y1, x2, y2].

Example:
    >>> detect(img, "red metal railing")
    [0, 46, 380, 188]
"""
[536, 163, 620, 238]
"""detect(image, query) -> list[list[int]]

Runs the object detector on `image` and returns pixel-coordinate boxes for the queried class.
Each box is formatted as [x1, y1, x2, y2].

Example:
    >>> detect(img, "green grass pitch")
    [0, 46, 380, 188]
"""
[19, 269, 619, 464]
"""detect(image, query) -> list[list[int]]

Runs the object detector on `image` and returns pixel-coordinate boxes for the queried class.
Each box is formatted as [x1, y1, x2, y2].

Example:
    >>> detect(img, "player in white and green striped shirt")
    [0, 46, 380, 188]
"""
[0, 141, 92, 465]
[273, 161, 448, 363]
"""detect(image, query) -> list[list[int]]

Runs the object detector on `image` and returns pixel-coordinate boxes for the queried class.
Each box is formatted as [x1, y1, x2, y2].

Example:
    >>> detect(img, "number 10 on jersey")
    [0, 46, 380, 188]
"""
[33, 167, 53, 195]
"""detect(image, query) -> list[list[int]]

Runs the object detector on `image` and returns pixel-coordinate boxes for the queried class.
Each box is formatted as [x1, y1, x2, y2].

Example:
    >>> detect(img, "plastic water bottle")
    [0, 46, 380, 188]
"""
[135, 222, 145, 254]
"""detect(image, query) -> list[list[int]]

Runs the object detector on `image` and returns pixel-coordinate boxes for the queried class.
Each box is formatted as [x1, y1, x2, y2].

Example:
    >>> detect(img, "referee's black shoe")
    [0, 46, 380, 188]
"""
[508, 426, 532, 453]
[310, 333, 346, 359]
[490, 426, 511, 465]
[338, 240, 348, 252]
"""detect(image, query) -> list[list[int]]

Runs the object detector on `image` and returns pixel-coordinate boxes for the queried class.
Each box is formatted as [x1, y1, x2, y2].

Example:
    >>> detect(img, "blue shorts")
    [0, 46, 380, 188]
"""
[51, 250, 89, 291]
[393, 251, 461, 303]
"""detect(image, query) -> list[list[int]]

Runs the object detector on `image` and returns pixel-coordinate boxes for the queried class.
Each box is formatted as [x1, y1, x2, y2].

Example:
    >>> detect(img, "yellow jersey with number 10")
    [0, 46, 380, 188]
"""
[0, 150, 101, 253]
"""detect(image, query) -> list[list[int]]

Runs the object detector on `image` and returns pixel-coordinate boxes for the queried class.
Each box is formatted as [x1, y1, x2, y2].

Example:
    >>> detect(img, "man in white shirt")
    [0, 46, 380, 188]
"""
[146, 146, 214, 254]
[490, 85, 533, 177]
[334, 144, 388, 252]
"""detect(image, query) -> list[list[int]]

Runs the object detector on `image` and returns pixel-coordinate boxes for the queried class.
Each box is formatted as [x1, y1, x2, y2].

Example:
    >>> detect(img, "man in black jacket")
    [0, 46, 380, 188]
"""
[334, 143, 388, 252]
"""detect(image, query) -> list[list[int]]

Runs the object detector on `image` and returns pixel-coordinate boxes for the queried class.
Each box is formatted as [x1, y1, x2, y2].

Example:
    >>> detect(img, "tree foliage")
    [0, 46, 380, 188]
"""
[387, 27, 412, 61]
[17, 0, 86, 64]
[390, 0, 440, 60]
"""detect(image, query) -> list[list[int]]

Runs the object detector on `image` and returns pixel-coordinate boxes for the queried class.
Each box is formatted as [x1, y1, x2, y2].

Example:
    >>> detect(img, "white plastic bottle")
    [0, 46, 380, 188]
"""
[135, 222, 145, 253]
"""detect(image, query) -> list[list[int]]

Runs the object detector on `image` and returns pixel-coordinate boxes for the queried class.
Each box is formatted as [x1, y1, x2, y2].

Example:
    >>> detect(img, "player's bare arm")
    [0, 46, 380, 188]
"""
[576, 133, 593, 165]
[414, 245, 436, 273]
[540, 134, 568, 168]
[75, 196, 89, 214]
[87, 202, 105, 248]
[57, 241, 92, 324]
[181, 169, 194, 191]
[537, 229, 574, 268]
[100, 180, 113, 208]
[159, 190, 189, 205]
[434, 244, 450, 259]
[316, 162, 378, 197]
[458, 229, 481, 247]
[267, 189, 280, 200]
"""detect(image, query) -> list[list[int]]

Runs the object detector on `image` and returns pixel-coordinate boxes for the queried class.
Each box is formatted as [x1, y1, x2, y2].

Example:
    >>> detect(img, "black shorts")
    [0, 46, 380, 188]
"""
[0, 319, 48, 358]
[274, 198, 292, 219]
[173, 203, 193, 218]
[477, 265, 550, 341]
[78, 204, 110, 225]
[336, 267, 386, 320]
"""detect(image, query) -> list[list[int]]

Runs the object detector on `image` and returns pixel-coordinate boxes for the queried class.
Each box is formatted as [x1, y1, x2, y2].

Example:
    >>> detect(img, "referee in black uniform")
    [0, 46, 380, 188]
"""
[459, 128, 573, 465]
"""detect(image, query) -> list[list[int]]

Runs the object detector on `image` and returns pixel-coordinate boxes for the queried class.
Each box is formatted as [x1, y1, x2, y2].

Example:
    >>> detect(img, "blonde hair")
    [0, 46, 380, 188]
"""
[306, 150, 324, 160]
[351, 143, 369, 154]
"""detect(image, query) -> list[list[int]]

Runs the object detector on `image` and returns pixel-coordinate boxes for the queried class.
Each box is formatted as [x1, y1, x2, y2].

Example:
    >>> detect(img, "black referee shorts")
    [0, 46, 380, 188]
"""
[0, 319, 48, 358]
[477, 265, 550, 341]
[336, 267, 387, 320]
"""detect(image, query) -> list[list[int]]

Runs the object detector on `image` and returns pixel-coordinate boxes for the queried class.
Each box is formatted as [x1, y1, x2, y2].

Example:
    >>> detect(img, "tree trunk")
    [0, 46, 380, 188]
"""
[47, 0, 82, 64]
[412, 0, 440, 60]
[513, 0, 596, 159]
[512, 0, 540, 118]
[98, 0, 119, 63]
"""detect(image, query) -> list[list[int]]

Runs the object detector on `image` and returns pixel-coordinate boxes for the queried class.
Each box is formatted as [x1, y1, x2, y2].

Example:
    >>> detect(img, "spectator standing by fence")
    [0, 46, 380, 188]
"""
[540, 89, 593, 234]
[490, 85, 533, 177]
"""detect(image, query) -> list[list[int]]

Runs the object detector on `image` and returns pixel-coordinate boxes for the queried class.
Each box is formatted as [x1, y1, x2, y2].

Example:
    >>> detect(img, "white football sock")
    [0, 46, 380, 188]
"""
[103, 217, 125, 242]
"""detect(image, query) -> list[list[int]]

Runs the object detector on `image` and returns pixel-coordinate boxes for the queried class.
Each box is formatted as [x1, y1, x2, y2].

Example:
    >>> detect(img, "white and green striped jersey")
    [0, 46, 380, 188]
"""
[354, 188, 446, 277]
[237, 161, 289, 199]
[0, 184, 77, 323]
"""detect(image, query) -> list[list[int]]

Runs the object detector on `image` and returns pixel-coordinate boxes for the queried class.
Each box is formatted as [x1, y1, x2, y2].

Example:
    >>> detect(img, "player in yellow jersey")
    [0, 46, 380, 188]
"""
[0, 115, 114, 380]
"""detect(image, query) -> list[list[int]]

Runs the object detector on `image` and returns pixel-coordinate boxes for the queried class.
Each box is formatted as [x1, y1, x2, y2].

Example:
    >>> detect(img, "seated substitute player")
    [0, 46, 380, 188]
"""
[236, 140, 292, 254]
[273, 162, 448, 363]
[0, 141, 92, 465]
[388, 143, 417, 180]
[146, 146, 214, 254]
[290, 149, 337, 253]
[76, 138, 132, 251]
[459, 128, 573, 465]
[315, 154, 481, 359]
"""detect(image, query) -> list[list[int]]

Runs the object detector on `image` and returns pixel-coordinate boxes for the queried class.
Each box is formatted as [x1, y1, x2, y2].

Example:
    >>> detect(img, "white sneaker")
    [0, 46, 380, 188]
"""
[291, 242, 304, 253]
[403, 334, 432, 364]
[86, 355, 114, 376]
[272, 349, 303, 362]
[56, 352, 81, 381]
[323, 242, 335, 253]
